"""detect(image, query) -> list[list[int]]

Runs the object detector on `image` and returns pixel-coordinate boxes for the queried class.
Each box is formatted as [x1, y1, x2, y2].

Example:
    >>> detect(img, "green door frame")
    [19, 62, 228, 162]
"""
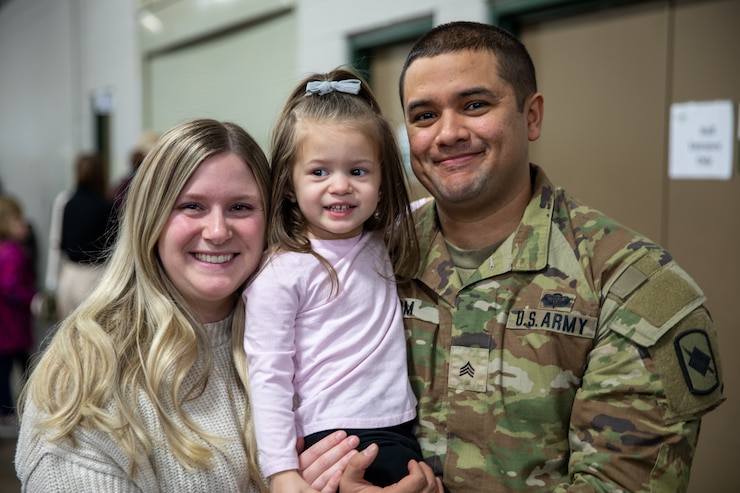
[491, 0, 653, 34]
[349, 17, 433, 85]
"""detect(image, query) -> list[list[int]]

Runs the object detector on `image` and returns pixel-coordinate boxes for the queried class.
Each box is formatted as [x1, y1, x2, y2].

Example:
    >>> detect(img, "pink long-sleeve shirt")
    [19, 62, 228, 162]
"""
[243, 232, 417, 479]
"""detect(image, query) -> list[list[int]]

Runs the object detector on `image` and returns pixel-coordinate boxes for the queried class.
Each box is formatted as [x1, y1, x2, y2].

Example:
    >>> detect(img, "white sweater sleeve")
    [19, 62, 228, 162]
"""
[21, 453, 142, 493]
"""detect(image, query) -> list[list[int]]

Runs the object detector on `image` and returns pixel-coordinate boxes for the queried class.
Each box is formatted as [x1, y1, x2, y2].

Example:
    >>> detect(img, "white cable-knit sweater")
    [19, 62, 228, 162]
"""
[15, 316, 260, 492]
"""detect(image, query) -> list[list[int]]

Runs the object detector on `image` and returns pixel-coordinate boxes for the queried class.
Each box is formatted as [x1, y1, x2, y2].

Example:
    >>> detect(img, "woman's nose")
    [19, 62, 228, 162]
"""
[202, 210, 232, 243]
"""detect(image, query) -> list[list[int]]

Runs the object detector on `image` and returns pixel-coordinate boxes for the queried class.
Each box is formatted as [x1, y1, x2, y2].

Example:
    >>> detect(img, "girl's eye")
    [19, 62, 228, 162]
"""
[350, 169, 367, 177]
[311, 169, 329, 177]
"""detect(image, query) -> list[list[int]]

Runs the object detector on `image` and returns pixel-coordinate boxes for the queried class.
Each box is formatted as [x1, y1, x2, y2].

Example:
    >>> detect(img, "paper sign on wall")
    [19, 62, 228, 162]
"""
[668, 100, 734, 180]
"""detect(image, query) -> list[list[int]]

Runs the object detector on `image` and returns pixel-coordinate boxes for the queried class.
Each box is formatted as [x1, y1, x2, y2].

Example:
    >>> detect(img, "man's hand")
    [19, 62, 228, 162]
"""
[339, 444, 443, 493]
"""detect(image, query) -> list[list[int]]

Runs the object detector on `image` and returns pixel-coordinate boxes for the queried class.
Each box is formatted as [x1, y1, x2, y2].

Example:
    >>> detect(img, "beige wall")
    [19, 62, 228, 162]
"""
[522, 1, 737, 491]
[668, 3, 738, 491]
[370, 0, 736, 489]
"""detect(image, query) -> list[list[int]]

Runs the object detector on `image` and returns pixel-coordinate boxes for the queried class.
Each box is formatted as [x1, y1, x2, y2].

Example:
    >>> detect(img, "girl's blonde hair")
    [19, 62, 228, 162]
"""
[269, 68, 418, 285]
[19, 119, 270, 482]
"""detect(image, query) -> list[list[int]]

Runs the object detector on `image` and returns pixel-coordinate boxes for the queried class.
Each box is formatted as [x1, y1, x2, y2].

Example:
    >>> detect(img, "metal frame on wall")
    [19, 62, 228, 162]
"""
[348, 1, 653, 76]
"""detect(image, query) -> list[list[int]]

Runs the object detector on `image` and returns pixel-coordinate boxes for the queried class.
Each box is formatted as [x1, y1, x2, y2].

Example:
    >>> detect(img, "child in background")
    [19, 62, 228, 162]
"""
[243, 69, 431, 492]
[0, 195, 36, 432]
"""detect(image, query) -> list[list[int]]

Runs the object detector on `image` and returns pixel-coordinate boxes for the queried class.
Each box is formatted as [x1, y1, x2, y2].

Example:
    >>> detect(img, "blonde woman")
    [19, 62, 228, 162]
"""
[15, 119, 364, 492]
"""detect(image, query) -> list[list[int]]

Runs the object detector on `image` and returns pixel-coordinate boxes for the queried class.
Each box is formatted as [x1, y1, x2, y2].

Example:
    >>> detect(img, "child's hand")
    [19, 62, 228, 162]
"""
[270, 469, 319, 493]
[339, 444, 443, 493]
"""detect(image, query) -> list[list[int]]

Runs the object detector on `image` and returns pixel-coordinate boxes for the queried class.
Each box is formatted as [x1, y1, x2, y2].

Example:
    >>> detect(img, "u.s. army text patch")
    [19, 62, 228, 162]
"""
[506, 308, 597, 339]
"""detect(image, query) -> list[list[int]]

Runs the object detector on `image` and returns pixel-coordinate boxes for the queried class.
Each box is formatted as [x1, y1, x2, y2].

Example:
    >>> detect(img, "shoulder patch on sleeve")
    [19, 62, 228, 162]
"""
[607, 260, 706, 347]
[650, 308, 724, 423]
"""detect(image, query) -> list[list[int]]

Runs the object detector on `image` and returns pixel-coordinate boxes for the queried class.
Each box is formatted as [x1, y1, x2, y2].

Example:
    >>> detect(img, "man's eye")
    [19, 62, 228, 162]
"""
[466, 101, 487, 111]
[413, 111, 435, 122]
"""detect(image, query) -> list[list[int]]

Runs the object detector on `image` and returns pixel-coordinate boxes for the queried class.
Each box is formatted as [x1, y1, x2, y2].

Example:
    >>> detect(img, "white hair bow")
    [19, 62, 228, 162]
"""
[305, 79, 362, 96]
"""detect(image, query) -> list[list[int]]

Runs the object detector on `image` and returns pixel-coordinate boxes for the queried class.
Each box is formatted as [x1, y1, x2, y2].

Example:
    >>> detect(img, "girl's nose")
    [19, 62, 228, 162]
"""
[329, 174, 352, 195]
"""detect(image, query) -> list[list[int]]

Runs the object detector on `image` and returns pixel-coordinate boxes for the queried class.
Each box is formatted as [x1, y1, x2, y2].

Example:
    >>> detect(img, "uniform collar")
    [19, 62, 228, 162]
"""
[414, 165, 554, 296]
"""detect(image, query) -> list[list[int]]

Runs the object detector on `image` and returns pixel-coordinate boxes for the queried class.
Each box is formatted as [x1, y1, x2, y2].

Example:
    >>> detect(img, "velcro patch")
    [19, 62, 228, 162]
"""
[609, 261, 706, 347]
[609, 264, 648, 299]
[650, 309, 724, 423]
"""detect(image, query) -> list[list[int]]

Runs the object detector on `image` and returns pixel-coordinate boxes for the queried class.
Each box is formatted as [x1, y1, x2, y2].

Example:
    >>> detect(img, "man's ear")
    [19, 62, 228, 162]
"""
[526, 92, 544, 142]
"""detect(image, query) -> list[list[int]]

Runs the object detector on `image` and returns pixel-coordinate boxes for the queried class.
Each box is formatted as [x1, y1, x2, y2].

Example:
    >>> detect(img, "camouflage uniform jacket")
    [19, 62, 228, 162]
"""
[400, 165, 723, 492]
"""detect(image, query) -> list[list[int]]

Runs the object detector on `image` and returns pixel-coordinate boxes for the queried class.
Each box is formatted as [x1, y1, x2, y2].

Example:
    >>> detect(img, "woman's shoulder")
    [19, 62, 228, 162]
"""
[16, 401, 138, 489]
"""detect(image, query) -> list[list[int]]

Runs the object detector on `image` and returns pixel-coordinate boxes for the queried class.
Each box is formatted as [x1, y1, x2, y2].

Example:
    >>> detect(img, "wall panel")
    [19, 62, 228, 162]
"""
[668, 2, 739, 491]
[145, 12, 296, 152]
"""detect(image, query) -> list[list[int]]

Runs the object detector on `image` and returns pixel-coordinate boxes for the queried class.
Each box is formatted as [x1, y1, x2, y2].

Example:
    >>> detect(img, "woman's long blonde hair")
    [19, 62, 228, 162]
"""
[19, 119, 271, 481]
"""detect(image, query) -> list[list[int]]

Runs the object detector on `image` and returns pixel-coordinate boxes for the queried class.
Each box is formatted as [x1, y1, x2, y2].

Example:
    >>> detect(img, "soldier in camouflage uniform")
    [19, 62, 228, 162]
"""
[397, 21, 724, 492]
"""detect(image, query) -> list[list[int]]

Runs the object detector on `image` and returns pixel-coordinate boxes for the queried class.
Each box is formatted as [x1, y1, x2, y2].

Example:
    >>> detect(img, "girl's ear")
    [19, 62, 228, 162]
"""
[285, 186, 297, 203]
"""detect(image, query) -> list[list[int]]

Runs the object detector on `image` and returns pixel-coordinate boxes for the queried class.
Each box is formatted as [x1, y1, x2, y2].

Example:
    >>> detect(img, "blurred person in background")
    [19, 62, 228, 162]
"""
[53, 154, 116, 319]
[0, 195, 37, 435]
[111, 131, 161, 214]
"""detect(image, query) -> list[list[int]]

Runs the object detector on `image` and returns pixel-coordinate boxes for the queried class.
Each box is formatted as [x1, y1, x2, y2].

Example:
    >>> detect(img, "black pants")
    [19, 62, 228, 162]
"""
[304, 420, 423, 487]
[0, 351, 29, 416]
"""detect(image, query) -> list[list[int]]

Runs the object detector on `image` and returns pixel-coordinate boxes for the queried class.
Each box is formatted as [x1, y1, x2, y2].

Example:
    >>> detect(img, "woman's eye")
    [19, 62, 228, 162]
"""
[232, 204, 254, 212]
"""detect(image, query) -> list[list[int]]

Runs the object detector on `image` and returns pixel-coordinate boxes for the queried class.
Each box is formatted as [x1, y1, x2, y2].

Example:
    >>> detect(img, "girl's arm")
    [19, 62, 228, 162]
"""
[243, 255, 304, 479]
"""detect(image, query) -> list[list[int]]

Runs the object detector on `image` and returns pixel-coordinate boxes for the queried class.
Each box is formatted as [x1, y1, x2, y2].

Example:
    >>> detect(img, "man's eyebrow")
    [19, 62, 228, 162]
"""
[405, 99, 432, 115]
[460, 86, 497, 98]
[405, 87, 498, 114]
